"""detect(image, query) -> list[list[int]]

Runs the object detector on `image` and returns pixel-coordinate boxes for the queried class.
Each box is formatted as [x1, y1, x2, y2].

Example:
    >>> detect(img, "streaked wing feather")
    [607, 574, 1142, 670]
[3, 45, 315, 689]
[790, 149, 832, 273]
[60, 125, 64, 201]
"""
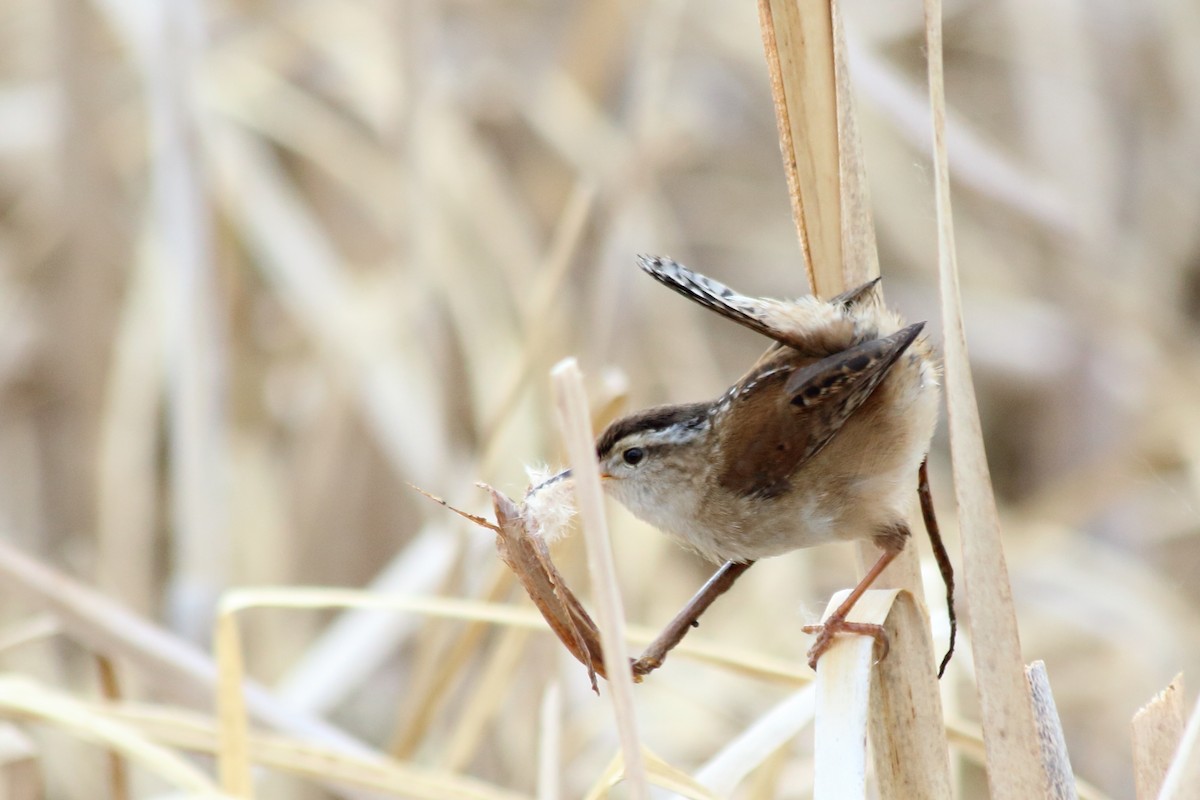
[638, 254, 810, 349]
[717, 322, 925, 498]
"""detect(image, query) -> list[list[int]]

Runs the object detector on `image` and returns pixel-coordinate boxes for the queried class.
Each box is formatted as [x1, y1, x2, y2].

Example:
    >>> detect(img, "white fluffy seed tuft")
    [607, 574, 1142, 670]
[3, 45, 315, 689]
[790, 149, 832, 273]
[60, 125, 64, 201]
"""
[522, 464, 577, 543]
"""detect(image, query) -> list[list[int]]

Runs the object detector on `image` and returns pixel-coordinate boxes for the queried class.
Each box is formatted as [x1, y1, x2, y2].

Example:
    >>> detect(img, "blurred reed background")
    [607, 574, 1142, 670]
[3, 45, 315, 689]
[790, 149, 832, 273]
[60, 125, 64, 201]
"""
[0, 0, 1199, 797]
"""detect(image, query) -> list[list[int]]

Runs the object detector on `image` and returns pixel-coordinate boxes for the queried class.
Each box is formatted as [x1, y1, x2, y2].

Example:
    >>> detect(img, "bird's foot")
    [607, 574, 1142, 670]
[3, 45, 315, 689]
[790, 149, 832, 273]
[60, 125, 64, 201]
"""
[802, 615, 890, 670]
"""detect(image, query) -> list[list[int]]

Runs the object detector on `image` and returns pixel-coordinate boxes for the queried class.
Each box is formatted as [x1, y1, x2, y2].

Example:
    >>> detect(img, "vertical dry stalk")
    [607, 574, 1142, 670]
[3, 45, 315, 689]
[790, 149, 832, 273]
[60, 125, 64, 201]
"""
[1026, 662, 1078, 799]
[757, 0, 841, 296]
[811, 589, 952, 799]
[690, 684, 816, 796]
[922, 0, 1048, 796]
[145, 0, 230, 640]
[1131, 674, 1185, 800]
[868, 593, 953, 799]
[811, 589, 897, 797]
[214, 605, 253, 797]
[1158, 689, 1200, 800]
[551, 358, 648, 797]
[95, 655, 130, 800]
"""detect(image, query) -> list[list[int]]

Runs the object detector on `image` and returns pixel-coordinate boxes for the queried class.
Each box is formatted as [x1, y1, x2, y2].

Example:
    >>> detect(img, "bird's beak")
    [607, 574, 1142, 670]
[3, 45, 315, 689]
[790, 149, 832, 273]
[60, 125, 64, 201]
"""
[526, 468, 572, 498]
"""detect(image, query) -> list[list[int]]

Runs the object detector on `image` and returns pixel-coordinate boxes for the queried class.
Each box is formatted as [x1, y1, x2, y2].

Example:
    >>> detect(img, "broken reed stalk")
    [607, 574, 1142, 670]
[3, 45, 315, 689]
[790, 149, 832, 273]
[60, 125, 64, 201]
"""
[1158, 687, 1200, 800]
[1025, 662, 1078, 799]
[1131, 674, 1185, 800]
[811, 589, 952, 799]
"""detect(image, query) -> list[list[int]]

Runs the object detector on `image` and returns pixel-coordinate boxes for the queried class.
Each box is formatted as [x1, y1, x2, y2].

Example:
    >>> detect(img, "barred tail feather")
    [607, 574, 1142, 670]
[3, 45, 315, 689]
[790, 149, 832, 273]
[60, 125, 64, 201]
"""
[636, 255, 783, 342]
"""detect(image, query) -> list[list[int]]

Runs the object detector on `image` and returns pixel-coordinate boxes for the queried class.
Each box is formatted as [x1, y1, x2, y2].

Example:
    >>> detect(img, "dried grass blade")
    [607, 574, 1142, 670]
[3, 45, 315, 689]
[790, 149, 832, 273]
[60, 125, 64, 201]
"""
[1158, 685, 1200, 799]
[91, 700, 530, 800]
[275, 526, 459, 714]
[585, 748, 717, 800]
[0, 540, 375, 761]
[690, 684, 816, 796]
[0, 676, 220, 794]
[551, 358, 647, 798]
[1132, 673, 1185, 800]
[1025, 661, 1078, 799]
[144, 0, 229, 642]
[922, 0, 1046, 795]
[756, 0, 841, 295]
[214, 606, 252, 797]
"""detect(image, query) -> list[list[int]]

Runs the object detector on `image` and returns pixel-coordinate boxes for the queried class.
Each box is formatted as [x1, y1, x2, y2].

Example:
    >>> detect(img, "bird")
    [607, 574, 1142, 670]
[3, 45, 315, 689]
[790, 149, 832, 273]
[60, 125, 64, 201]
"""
[594, 255, 949, 675]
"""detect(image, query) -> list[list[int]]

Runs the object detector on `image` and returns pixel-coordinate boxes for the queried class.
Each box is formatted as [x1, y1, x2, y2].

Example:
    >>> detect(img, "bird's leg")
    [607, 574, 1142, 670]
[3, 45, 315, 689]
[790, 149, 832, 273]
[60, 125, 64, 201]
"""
[631, 560, 753, 680]
[802, 546, 901, 670]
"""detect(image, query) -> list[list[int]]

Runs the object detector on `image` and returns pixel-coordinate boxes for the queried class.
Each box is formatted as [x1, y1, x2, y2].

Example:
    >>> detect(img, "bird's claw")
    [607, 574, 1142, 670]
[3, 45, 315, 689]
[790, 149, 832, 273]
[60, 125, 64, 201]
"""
[802, 615, 890, 670]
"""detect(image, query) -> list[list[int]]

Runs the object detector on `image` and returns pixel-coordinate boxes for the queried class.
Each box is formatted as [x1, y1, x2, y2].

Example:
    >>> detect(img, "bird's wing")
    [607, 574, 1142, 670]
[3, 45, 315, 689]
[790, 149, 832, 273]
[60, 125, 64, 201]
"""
[716, 322, 925, 499]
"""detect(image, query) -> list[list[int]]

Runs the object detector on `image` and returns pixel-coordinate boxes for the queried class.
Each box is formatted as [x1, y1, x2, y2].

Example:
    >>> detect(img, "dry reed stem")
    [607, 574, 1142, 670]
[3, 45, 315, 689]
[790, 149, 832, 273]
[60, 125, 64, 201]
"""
[550, 358, 648, 797]
[0, 676, 221, 795]
[0, 723, 39, 800]
[0, 539, 378, 764]
[89, 701, 530, 800]
[438, 626, 533, 771]
[689, 684, 816, 796]
[95, 654, 130, 800]
[96, 250, 161, 616]
[213, 591, 536, 799]
[144, 0, 230, 642]
[923, 0, 1047, 796]
[757, 0, 841, 296]
[0, 616, 60, 658]
[205, 121, 450, 486]
[537, 683, 561, 800]
[214, 606, 253, 797]
[274, 526, 458, 714]
[1159, 688, 1200, 800]
[584, 748, 717, 800]
[812, 588, 900, 798]
[202, 585, 803, 683]
[1132, 673, 1186, 800]
[811, 589, 953, 798]
[868, 591, 954, 798]
[389, 567, 518, 758]
[843, 41, 1077, 238]
[1026, 661, 1079, 799]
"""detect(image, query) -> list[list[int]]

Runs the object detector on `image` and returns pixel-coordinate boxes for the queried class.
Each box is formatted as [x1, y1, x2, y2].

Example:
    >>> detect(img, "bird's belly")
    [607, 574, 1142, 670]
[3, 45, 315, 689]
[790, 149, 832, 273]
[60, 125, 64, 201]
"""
[678, 471, 909, 564]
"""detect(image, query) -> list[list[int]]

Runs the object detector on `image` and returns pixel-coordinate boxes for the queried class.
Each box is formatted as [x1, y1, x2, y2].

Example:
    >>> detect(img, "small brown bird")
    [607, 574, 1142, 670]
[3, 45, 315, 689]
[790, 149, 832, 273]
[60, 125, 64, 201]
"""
[596, 255, 949, 675]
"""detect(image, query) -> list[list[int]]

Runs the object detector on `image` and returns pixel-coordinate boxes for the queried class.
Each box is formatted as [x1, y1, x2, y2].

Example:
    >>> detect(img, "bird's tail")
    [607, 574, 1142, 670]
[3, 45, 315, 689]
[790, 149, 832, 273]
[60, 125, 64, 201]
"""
[637, 255, 784, 342]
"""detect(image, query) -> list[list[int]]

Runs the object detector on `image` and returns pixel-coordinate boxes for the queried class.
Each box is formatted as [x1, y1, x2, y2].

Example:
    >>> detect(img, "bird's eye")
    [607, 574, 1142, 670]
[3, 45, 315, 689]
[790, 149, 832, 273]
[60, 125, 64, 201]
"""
[622, 447, 645, 466]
